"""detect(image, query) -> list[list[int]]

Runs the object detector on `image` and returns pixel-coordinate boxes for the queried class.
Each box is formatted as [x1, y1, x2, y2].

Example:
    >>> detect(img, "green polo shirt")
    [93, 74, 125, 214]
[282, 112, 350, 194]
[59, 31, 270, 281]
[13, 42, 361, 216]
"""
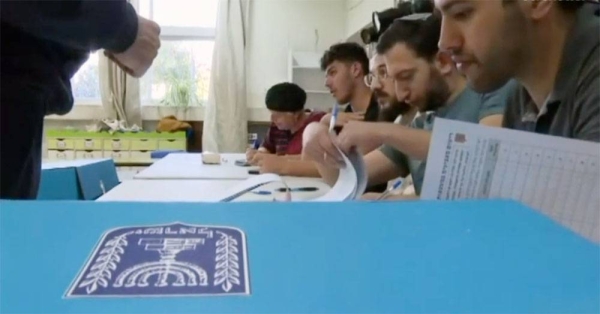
[502, 6, 599, 142]
[379, 81, 517, 195]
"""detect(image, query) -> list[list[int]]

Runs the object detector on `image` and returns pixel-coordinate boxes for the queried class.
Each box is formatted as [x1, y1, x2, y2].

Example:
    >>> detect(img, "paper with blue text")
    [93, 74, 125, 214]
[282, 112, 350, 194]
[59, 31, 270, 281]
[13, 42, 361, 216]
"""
[422, 118, 600, 243]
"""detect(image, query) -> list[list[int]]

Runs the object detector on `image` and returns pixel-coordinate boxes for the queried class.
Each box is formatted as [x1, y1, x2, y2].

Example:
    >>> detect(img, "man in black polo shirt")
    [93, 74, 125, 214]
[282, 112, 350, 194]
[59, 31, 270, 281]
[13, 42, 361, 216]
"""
[436, 0, 599, 142]
[319, 43, 380, 127]
[318, 43, 387, 193]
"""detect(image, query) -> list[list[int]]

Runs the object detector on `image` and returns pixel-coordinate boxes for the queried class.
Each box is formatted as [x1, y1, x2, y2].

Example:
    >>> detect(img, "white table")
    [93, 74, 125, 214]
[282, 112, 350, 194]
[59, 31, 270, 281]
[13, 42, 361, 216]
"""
[97, 177, 330, 202]
[134, 153, 252, 180]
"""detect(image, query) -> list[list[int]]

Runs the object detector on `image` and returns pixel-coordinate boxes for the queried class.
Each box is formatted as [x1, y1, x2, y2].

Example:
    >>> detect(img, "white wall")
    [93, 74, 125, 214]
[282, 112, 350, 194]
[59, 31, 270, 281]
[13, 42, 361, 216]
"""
[245, 0, 347, 109]
[345, 0, 396, 39]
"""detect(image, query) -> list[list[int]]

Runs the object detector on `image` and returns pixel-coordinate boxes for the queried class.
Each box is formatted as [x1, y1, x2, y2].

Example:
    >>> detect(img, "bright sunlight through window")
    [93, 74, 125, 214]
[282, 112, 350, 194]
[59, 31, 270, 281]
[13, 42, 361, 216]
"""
[71, 0, 218, 107]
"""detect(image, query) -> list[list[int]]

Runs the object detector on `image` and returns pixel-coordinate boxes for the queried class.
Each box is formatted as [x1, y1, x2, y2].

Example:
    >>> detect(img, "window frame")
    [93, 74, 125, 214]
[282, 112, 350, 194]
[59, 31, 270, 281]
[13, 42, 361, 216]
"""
[72, 0, 217, 108]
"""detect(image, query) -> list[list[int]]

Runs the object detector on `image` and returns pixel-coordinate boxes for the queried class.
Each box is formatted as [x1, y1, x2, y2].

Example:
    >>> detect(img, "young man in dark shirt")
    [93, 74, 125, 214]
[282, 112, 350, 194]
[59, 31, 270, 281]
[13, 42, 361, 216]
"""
[319, 43, 379, 127]
[0, 1, 161, 199]
[436, 0, 599, 141]
[246, 83, 325, 177]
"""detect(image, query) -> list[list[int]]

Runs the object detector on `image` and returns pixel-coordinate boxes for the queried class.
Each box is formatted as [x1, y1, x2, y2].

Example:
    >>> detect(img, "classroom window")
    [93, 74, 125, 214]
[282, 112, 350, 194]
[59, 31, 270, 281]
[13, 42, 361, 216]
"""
[71, 52, 101, 105]
[70, 0, 218, 107]
[139, 0, 218, 107]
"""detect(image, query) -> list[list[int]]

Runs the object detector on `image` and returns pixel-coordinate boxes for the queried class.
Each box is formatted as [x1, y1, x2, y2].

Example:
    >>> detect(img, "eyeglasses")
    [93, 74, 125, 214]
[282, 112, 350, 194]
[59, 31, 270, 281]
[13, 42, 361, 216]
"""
[364, 70, 390, 87]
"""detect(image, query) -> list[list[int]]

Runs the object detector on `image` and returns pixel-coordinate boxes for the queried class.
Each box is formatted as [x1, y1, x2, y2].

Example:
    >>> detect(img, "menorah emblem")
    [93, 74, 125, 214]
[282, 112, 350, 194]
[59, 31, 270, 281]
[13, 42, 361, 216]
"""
[113, 238, 208, 288]
[66, 223, 249, 297]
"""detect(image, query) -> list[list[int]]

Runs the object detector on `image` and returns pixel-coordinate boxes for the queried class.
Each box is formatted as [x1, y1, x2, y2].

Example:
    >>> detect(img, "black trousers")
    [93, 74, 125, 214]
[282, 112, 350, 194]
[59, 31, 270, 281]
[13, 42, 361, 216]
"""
[0, 82, 46, 199]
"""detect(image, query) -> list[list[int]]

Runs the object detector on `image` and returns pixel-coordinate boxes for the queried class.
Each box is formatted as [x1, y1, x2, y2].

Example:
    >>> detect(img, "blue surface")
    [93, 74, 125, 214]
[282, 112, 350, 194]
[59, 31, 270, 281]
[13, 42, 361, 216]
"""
[1, 200, 598, 313]
[37, 168, 80, 200]
[76, 159, 119, 200]
[150, 150, 186, 159]
[38, 159, 119, 200]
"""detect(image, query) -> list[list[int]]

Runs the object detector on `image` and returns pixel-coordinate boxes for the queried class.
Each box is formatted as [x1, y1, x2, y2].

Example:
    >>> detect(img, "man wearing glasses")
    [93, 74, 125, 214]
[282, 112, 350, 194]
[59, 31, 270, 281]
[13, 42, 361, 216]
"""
[365, 53, 418, 125]
[303, 14, 516, 200]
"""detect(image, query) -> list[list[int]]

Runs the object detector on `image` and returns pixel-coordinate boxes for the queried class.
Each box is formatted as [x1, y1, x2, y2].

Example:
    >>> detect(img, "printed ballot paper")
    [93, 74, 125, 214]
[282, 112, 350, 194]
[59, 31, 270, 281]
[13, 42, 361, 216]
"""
[421, 118, 600, 243]
[208, 147, 368, 202]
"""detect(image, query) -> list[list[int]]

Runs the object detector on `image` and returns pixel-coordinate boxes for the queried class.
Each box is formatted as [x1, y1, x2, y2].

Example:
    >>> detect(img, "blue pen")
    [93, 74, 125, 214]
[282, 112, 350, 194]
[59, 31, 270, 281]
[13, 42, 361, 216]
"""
[376, 179, 404, 200]
[253, 139, 260, 150]
[252, 190, 272, 195]
[328, 103, 339, 133]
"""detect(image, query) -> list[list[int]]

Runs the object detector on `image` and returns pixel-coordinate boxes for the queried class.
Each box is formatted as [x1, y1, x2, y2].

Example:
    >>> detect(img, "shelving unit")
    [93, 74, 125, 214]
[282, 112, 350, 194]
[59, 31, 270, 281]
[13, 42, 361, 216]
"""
[288, 50, 335, 111]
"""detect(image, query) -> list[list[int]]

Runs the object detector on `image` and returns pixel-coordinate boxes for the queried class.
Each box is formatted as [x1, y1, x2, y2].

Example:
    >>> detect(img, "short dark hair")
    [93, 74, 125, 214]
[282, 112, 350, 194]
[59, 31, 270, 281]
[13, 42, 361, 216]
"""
[320, 42, 369, 74]
[375, 14, 441, 61]
[503, 0, 586, 11]
[556, 0, 586, 11]
[265, 82, 307, 112]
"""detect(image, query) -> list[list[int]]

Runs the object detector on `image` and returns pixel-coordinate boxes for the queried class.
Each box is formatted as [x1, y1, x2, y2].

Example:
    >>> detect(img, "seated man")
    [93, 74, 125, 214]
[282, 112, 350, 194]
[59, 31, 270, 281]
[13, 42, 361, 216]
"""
[319, 42, 379, 132]
[303, 14, 516, 200]
[247, 82, 325, 177]
[436, 0, 599, 142]
[367, 53, 418, 125]
[366, 52, 419, 195]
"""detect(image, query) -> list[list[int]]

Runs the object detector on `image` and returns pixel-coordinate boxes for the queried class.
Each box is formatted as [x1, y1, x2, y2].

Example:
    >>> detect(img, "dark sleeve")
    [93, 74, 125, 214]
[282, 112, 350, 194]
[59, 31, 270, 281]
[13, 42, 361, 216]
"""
[502, 85, 525, 130]
[0, 0, 138, 53]
[573, 46, 600, 142]
[261, 125, 276, 153]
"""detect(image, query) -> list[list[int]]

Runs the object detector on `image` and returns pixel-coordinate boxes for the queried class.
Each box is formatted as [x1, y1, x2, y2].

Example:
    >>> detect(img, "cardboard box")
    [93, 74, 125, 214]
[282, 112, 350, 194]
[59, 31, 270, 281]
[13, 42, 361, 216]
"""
[0, 200, 598, 313]
[37, 159, 120, 200]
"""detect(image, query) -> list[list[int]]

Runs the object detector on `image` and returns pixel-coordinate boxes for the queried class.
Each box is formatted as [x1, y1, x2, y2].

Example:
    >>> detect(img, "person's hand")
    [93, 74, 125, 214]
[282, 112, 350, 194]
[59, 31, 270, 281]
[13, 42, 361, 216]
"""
[105, 15, 161, 78]
[320, 112, 365, 127]
[246, 148, 257, 162]
[248, 151, 270, 166]
[302, 122, 344, 168]
[336, 120, 388, 154]
[258, 155, 286, 174]
[361, 192, 419, 201]
[361, 192, 384, 200]
[337, 112, 365, 125]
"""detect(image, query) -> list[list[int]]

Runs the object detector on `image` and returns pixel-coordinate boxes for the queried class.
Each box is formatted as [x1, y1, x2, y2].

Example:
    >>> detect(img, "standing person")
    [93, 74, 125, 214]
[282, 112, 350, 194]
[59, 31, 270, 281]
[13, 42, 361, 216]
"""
[1, 0, 161, 199]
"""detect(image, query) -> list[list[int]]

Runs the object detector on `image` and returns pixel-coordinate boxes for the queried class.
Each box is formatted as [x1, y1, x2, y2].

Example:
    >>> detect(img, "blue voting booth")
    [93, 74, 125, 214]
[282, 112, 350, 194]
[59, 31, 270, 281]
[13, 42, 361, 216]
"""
[0, 200, 598, 313]
[37, 159, 120, 200]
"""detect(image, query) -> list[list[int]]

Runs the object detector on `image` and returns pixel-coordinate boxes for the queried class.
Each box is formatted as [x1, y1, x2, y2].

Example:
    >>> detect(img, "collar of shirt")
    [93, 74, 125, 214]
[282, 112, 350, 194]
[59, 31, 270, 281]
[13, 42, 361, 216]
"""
[344, 94, 380, 121]
[521, 7, 599, 123]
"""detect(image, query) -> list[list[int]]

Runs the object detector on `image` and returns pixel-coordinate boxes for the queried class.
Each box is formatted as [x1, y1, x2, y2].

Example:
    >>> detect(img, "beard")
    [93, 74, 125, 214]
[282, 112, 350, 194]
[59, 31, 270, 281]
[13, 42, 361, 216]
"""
[466, 4, 527, 93]
[421, 67, 452, 112]
[377, 99, 413, 122]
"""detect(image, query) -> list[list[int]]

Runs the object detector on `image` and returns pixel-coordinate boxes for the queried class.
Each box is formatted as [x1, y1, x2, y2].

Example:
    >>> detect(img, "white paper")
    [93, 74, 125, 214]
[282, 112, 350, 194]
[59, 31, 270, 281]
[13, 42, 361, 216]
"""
[422, 118, 600, 243]
[310, 147, 367, 202]
[206, 174, 284, 202]
[134, 153, 250, 180]
[210, 147, 368, 202]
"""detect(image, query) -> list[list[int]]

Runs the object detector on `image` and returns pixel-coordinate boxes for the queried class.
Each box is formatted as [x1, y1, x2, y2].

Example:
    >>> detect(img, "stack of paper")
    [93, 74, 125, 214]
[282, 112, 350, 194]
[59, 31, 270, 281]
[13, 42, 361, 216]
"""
[208, 147, 368, 202]
[421, 118, 600, 243]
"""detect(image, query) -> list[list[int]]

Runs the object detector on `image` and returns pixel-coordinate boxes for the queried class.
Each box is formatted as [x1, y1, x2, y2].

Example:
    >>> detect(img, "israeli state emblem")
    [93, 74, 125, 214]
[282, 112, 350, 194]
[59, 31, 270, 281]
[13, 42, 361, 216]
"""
[65, 223, 250, 297]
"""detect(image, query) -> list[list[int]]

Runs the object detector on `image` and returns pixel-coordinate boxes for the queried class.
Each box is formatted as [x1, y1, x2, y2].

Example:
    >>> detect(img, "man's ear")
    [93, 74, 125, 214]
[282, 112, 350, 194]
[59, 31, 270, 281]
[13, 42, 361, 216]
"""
[517, 0, 552, 21]
[350, 62, 363, 78]
[434, 51, 454, 76]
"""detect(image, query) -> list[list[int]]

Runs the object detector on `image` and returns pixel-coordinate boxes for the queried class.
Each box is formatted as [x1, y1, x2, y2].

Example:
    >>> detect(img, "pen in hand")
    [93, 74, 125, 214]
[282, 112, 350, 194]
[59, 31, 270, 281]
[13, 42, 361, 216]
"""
[328, 103, 339, 133]
[376, 179, 403, 201]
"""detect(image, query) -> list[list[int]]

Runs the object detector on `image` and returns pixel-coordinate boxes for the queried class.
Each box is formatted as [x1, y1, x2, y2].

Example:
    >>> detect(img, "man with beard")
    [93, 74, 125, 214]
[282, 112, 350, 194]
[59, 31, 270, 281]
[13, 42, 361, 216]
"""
[436, 0, 599, 142]
[367, 53, 418, 125]
[367, 52, 419, 196]
[302, 14, 515, 199]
